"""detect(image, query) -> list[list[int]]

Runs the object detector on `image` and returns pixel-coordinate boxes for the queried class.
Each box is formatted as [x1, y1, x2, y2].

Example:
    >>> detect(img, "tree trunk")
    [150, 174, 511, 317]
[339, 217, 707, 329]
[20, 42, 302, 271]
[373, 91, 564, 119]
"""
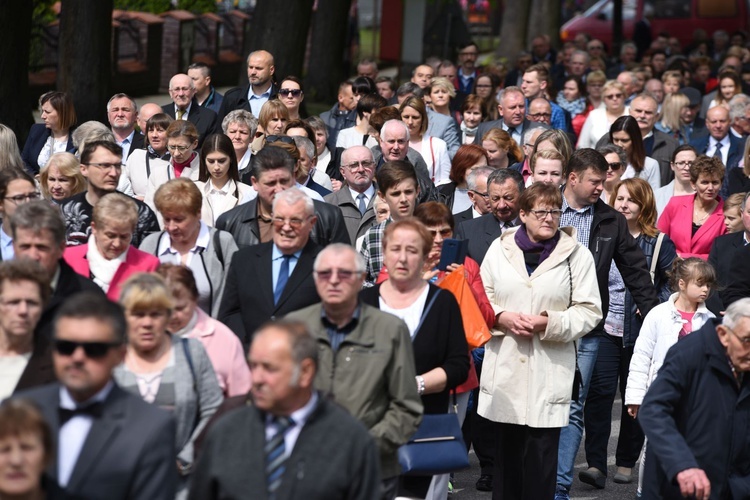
[57, 0, 114, 125]
[526, 0, 560, 49]
[0, 1, 34, 145]
[243, 0, 315, 86]
[305, 0, 354, 105]
[496, 0, 531, 63]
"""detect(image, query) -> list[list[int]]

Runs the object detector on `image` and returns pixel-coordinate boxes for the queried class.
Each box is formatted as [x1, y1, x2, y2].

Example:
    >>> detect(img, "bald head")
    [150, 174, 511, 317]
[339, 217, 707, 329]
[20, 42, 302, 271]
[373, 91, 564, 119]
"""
[137, 103, 163, 133]
[247, 50, 275, 91]
[707, 105, 731, 140]
[168, 74, 195, 110]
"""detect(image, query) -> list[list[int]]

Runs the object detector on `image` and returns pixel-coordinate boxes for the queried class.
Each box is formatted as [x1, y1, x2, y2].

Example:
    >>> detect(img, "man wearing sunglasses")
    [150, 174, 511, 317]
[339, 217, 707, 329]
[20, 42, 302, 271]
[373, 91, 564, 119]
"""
[287, 243, 422, 499]
[16, 292, 177, 499]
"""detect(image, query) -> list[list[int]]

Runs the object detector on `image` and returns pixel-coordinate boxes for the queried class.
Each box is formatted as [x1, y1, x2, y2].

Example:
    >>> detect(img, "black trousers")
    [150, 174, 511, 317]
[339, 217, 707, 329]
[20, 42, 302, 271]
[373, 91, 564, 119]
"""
[584, 334, 645, 472]
[492, 422, 560, 500]
[464, 359, 497, 476]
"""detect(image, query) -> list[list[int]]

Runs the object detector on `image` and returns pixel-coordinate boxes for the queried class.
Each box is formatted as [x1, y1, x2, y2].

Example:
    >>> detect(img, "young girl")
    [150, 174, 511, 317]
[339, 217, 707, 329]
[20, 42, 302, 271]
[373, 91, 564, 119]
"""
[625, 257, 716, 495]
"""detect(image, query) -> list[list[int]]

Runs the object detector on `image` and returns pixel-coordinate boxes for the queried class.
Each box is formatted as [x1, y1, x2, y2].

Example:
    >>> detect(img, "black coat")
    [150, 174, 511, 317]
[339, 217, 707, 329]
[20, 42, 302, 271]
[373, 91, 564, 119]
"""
[21, 123, 76, 175]
[215, 198, 350, 250]
[721, 243, 750, 307]
[217, 82, 280, 122]
[707, 231, 746, 314]
[161, 98, 219, 147]
[454, 213, 504, 265]
[640, 320, 750, 499]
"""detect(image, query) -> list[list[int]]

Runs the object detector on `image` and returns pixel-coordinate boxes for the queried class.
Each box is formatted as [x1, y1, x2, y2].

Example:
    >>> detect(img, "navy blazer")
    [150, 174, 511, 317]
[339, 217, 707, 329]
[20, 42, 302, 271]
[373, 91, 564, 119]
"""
[21, 123, 76, 175]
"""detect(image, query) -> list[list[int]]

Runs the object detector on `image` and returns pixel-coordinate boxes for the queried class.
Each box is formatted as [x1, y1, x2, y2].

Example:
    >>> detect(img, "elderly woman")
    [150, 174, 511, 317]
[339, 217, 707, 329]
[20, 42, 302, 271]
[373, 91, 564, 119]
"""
[221, 109, 258, 178]
[609, 116, 661, 191]
[119, 113, 174, 200]
[145, 121, 201, 215]
[21, 91, 76, 175]
[479, 182, 602, 498]
[438, 144, 489, 213]
[157, 263, 251, 397]
[0, 399, 62, 498]
[400, 96, 451, 185]
[658, 155, 726, 259]
[71, 120, 114, 158]
[39, 152, 85, 202]
[654, 145, 698, 215]
[193, 134, 253, 226]
[360, 218, 469, 499]
[63, 193, 160, 300]
[336, 93, 387, 149]
[578, 80, 628, 149]
[115, 273, 222, 494]
[0, 169, 40, 260]
[278, 76, 305, 120]
[139, 178, 238, 317]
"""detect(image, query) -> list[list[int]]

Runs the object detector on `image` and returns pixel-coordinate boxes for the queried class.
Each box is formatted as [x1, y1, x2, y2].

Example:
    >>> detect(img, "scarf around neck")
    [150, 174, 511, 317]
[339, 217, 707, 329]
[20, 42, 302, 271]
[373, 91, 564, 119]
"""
[514, 223, 560, 265]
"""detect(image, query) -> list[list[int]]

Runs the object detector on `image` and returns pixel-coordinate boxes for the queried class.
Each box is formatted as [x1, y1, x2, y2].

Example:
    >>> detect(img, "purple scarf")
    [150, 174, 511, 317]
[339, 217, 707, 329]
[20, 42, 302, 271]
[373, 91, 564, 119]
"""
[514, 224, 560, 265]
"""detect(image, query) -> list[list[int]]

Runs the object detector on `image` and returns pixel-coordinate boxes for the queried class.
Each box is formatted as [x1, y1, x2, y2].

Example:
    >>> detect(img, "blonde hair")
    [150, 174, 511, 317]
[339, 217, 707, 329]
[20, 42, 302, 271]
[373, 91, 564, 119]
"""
[428, 77, 457, 98]
[119, 273, 174, 314]
[660, 92, 689, 133]
[39, 153, 86, 200]
[93, 192, 139, 229]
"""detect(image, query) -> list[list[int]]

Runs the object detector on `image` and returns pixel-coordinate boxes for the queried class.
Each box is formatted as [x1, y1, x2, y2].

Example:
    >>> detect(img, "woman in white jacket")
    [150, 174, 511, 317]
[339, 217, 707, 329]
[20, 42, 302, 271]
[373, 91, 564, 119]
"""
[479, 182, 602, 499]
[625, 257, 717, 496]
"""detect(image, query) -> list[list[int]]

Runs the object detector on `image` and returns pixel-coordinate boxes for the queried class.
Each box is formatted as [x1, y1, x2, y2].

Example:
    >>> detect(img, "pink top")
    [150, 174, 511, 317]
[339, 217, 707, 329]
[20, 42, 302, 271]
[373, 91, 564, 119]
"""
[657, 194, 726, 260]
[186, 308, 252, 397]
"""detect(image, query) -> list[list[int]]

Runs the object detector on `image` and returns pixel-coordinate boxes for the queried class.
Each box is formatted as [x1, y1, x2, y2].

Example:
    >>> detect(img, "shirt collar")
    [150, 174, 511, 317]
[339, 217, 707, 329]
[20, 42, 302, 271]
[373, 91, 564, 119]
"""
[158, 222, 210, 256]
[249, 86, 272, 100]
[348, 184, 376, 202]
[175, 102, 192, 116]
[562, 192, 594, 214]
[0, 228, 12, 248]
[209, 180, 234, 195]
[710, 135, 730, 147]
[59, 380, 114, 410]
[267, 391, 319, 428]
[320, 304, 361, 332]
[272, 244, 303, 262]
[120, 130, 135, 146]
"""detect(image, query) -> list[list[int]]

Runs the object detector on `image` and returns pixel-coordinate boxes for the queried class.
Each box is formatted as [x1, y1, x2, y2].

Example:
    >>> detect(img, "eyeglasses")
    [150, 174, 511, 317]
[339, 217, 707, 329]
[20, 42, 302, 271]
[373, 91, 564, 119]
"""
[343, 160, 375, 171]
[167, 145, 191, 153]
[428, 228, 452, 238]
[272, 216, 312, 229]
[604, 93, 624, 100]
[54, 339, 121, 359]
[266, 135, 295, 145]
[5, 192, 41, 204]
[529, 209, 563, 220]
[673, 160, 694, 168]
[726, 326, 750, 345]
[608, 162, 623, 171]
[471, 190, 490, 199]
[529, 112, 552, 119]
[85, 162, 124, 171]
[279, 88, 303, 98]
[314, 269, 360, 282]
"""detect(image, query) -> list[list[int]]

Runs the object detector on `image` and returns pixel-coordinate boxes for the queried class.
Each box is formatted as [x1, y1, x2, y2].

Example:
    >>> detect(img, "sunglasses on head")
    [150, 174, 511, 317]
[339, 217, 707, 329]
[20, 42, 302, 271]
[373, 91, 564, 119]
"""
[279, 88, 303, 98]
[54, 339, 121, 359]
[266, 135, 295, 145]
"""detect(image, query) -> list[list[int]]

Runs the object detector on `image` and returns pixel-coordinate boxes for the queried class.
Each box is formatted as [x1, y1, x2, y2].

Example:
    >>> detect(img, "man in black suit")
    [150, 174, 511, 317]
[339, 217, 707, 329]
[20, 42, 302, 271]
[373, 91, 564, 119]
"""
[454, 165, 493, 225]
[10, 201, 104, 339]
[455, 168, 524, 265]
[216, 146, 349, 249]
[474, 86, 535, 156]
[16, 292, 177, 499]
[219, 187, 322, 348]
[162, 73, 219, 147]
[107, 93, 143, 159]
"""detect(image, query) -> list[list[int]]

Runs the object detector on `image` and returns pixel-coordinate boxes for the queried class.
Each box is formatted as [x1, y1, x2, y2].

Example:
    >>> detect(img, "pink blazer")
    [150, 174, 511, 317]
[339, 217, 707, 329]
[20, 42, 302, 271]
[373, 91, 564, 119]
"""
[657, 194, 726, 260]
[185, 308, 252, 397]
[63, 244, 161, 301]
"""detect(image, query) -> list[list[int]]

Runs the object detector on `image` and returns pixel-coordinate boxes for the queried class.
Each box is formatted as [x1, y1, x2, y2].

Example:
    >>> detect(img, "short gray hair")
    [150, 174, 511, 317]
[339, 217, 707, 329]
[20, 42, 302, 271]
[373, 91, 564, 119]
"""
[523, 126, 546, 146]
[10, 201, 66, 246]
[72, 121, 115, 151]
[222, 109, 258, 137]
[729, 94, 750, 121]
[466, 166, 494, 191]
[272, 187, 314, 217]
[106, 93, 137, 113]
[723, 298, 750, 331]
[314, 243, 366, 274]
[381, 119, 410, 142]
[292, 136, 316, 162]
[487, 168, 524, 194]
[497, 86, 523, 105]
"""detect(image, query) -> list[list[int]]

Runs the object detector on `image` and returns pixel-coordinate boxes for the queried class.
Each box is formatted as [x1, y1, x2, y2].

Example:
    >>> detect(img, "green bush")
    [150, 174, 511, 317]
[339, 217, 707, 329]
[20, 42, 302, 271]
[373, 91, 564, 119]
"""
[113, 0, 217, 14]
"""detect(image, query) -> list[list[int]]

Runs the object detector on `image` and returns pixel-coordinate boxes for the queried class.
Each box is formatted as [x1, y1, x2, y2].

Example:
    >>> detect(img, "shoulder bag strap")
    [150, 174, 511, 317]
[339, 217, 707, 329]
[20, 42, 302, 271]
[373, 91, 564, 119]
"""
[649, 232, 665, 285]
[181, 337, 197, 392]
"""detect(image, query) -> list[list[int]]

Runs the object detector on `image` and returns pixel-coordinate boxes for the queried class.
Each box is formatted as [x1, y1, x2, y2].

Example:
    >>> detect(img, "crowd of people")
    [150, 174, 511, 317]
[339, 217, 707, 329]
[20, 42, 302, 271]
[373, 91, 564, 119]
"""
[2, 26, 750, 500]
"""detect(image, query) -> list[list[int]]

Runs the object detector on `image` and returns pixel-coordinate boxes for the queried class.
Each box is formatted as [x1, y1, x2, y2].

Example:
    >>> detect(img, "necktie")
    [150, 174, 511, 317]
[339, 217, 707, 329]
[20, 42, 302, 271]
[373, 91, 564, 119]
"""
[176, 109, 184, 121]
[713, 142, 723, 160]
[265, 416, 294, 497]
[274, 255, 291, 305]
[59, 402, 103, 426]
[357, 193, 367, 215]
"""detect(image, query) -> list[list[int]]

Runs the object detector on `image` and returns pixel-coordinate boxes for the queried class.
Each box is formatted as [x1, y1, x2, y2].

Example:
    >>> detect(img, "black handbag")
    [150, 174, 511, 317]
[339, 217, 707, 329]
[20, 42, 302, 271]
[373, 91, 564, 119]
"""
[397, 289, 470, 476]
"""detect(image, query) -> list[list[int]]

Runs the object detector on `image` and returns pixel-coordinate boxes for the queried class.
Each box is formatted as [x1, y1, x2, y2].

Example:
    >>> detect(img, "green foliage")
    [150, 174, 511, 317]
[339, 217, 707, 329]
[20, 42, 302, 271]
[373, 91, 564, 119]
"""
[30, 0, 58, 71]
[113, 0, 217, 14]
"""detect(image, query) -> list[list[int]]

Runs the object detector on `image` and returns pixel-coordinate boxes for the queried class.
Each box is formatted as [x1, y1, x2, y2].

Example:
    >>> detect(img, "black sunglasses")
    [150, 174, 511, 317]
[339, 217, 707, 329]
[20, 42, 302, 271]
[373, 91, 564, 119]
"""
[54, 339, 121, 359]
[279, 88, 303, 98]
[266, 135, 295, 145]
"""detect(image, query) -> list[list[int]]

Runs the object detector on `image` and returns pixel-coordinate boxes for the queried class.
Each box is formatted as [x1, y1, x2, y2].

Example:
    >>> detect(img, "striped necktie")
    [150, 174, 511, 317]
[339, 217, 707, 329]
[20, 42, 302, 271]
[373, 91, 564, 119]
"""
[265, 416, 294, 497]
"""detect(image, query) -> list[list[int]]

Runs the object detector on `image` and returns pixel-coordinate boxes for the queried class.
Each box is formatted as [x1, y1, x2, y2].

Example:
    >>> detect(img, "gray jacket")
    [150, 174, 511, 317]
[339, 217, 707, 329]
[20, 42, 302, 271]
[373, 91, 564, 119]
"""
[114, 336, 223, 467]
[139, 227, 238, 317]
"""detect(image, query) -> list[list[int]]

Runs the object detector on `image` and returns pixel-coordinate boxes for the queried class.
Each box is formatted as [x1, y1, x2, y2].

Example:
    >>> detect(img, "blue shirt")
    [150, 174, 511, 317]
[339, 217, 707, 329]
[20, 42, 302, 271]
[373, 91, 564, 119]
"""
[248, 86, 272, 118]
[0, 227, 14, 261]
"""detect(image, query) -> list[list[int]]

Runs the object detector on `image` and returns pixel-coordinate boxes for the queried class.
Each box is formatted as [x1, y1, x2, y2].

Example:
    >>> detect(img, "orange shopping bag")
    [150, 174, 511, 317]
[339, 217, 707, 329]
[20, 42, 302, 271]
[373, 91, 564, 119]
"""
[436, 265, 491, 349]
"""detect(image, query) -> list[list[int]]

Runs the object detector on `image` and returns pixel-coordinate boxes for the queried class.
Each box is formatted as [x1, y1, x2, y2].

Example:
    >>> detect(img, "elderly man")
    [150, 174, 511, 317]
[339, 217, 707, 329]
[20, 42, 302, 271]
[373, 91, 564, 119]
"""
[324, 146, 378, 244]
[219, 49, 278, 120]
[527, 97, 553, 126]
[107, 93, 143, 159]
[320, 81, 357, 151]
[690, 105, 746, 197]
[187, 62, 224, 114]
[190, 320, 381, 500]
[729, 94, 750, 140]
[644, 79, 665, 106]
[219, 188, 323, 348]
[678, 88, 706, 143]
[58, 140, 159, 247]
[135, 102, 164, 136]
[161, 73, 219, 147]
[357, 58, 378, 80]
[638, 299, 750, 499]
[16, 292, 177, 499]
[455, 168, 524, 265]
[455, 165, 493, 224]
[474, 86, 534, 149]
[521, 64, 569, 131]
[372, 119, 438, 203]
[217, 146, 348, 249]
[0, 259, 53, 398]
[287, 243, 422, 499]
[617, 71, 638, 104]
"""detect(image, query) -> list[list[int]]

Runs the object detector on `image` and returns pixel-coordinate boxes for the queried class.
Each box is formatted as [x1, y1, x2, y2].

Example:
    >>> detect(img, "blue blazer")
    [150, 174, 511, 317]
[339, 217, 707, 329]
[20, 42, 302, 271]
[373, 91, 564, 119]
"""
[21, 123, 76, 175]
